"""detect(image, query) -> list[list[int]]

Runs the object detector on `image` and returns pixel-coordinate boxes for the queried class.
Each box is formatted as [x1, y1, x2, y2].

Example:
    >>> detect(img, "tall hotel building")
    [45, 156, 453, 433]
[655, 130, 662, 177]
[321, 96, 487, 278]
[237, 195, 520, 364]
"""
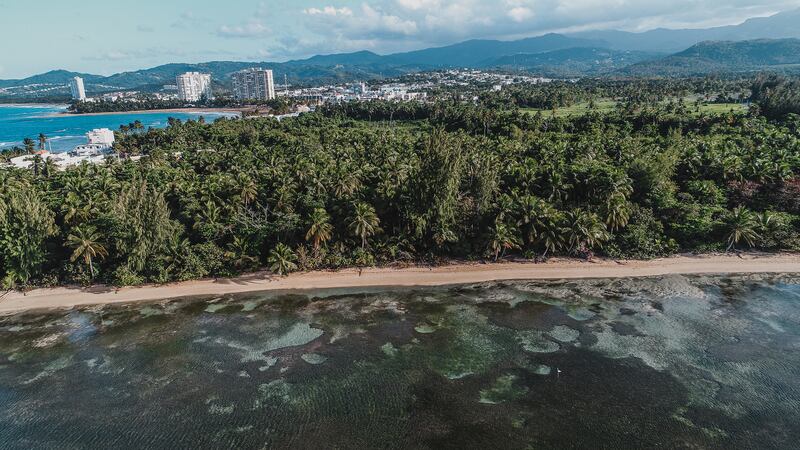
[176, 72, 213, 102]
[70, 76, 86, 101]
[232, 68, 275, 101]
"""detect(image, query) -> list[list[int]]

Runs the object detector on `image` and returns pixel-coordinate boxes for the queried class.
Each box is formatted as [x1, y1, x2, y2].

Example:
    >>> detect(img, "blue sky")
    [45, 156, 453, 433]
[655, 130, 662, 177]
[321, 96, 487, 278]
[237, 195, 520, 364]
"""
[2, 0, 799, 78]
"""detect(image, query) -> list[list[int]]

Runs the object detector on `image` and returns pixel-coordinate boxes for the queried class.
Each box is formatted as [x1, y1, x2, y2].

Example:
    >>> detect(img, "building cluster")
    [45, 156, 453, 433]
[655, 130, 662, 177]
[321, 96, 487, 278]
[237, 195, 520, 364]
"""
[70, 68, 539, 108]
[281, 82, 427, 105]
[8, 128, 116, 170]
[410, 69, 552, 87]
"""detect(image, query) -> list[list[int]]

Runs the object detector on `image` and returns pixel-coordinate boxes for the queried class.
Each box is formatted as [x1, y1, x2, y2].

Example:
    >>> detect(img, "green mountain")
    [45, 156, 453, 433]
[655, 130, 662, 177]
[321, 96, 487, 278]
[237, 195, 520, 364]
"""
[483, 47, 660, 76]
[571, 8, 800, 53]
[623, 38, 800, 76]
[0, 70, 103, 88]
[389, 34, 606, 67]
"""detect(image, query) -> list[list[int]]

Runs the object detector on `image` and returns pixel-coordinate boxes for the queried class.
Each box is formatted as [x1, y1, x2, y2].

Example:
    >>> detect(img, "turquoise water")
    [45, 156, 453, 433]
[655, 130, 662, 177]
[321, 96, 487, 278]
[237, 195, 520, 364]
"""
[0, 104, 236, 152]
[1, 275, 800, 448]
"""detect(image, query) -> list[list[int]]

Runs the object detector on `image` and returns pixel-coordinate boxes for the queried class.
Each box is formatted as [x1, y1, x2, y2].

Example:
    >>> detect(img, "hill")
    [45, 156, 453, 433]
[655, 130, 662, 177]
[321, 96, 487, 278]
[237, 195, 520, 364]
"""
[571, 8, 800, 53]
[623, 38, 800, 76]
[388, 34, 606, 67]
[483, 48, 660, 76]
[0, 70, 103, 89]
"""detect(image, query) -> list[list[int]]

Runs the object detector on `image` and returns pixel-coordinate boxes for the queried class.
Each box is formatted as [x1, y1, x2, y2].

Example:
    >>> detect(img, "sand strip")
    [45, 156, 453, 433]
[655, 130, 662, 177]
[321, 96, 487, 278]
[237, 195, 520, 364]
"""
[1, 253, 799, 315]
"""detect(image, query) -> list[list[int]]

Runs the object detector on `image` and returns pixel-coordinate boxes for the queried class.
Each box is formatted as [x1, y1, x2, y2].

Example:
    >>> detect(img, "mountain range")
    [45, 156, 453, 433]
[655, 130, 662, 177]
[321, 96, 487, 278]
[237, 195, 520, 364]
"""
[2, 8, 799, 99]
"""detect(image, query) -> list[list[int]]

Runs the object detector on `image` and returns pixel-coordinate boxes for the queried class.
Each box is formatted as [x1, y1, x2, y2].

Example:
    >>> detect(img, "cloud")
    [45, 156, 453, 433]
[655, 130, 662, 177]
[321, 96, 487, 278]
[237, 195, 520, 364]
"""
[82, 50, 134, 61]
[288, 0, 800, 55]
[182, 0, 800, 63]
[508, 6, 534, 23]
[217, 20, 270, 38]
[304, 6, 353, 16]
[171, 11, 211, 29]
[303, 3, 418, 40]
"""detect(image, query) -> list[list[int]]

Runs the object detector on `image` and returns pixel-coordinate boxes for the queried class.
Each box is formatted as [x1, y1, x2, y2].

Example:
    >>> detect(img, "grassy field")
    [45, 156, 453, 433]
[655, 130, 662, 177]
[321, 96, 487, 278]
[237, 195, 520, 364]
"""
[696, 103, 748, 114]
[521, 100, 617, 117]
[522, 99, 748, 117]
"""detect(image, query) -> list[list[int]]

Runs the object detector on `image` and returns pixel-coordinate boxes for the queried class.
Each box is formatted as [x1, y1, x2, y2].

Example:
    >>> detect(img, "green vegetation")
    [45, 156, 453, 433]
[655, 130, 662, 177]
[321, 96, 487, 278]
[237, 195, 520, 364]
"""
[68, 96, 298, 115]
[1, 78, 800, 289]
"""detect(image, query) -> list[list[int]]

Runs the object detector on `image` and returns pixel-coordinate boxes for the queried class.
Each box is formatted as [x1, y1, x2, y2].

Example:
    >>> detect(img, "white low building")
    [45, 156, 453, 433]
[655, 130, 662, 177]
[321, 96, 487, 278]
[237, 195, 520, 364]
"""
[8, 128, 116, 170]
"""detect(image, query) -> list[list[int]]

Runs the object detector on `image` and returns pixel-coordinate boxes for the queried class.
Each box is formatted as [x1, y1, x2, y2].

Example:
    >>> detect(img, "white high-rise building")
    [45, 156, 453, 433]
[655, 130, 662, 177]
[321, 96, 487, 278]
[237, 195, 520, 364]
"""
[70, 76, 86, 101]
[232, 68, 275, 101]
[176, 72, 213, 102]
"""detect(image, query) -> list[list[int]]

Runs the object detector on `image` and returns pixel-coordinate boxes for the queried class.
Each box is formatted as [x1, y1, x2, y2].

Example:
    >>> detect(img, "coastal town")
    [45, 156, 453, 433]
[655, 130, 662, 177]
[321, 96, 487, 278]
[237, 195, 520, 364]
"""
[4, 67, 556, 169]
[63, 68, 553, 107]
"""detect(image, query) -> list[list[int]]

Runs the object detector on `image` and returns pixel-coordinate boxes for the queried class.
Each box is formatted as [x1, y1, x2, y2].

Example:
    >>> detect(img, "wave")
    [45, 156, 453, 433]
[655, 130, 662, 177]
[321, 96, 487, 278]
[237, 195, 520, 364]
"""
[48, 135, 83, 141]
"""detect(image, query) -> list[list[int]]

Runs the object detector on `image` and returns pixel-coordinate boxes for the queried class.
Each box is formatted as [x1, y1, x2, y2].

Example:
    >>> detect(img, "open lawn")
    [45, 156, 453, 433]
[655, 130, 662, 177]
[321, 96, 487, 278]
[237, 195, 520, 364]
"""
[522, 99, 748, 117]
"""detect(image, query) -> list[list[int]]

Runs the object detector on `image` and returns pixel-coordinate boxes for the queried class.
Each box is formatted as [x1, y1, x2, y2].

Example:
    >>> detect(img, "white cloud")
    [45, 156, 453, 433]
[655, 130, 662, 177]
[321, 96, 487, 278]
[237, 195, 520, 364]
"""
[508, 7, 534, 22]
[304, 6, 353, 16]
[199, 0, 800, 63]
[217, 20, 270, 38]
[396, 0, 441, 10]
[290, 0, 800, 54]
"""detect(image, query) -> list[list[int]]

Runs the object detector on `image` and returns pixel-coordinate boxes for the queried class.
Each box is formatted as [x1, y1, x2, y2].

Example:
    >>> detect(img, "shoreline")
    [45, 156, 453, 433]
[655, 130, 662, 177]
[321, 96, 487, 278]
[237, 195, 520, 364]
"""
[50, 107, 244, 117]
[1, 253, 799, 315]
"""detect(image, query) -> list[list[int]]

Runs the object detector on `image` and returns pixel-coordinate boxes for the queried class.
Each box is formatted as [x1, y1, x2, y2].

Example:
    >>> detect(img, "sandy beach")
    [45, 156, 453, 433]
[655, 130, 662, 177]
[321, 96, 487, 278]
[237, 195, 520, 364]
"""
[53, 108, 244, 117]
[1, 253, 799, 315]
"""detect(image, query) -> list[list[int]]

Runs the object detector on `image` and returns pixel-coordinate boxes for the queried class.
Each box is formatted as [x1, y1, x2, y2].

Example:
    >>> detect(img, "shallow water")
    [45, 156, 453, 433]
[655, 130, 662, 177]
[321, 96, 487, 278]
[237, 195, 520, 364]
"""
[0, 104, 236, 152]
[1, 275, 800, 449]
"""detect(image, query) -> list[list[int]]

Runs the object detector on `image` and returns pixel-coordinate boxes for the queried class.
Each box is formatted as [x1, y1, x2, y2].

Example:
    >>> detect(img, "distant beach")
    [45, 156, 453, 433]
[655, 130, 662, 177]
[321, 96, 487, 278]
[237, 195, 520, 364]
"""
[2, 253, 799, 315]
[53, 107, 244, 117]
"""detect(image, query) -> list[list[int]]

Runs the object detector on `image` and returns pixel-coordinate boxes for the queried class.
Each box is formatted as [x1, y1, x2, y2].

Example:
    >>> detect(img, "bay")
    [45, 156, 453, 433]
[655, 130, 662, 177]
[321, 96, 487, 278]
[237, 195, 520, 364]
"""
[0, 104, 238, 152]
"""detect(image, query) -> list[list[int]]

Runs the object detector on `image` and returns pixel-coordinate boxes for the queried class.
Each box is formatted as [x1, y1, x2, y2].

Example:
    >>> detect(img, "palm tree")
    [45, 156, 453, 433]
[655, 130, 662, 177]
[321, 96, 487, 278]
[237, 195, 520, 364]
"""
[349, 202, 381, 250]
[489, 220, 521, 261]
[30, 155, 43, 176]
[306, 207, 333, 251]
[725, 206, 759, 251]
[23, 137, 35, 154]
[225, 236, 257, 270]
[566, 209, 610, 255]
[538, 210, 565, 258]
[67, 226, 108, 279]
[42, 158, 58, 178]
[268, 243, 297, 275]
[38, 133, 47, 151]
[237, 174, 257, 206]
[603, 193, 631, 231]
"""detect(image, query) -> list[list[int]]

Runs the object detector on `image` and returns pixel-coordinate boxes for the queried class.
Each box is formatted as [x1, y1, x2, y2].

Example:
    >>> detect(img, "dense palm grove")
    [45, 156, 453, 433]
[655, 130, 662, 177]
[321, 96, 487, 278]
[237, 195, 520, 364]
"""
[1, 79, 800, 288]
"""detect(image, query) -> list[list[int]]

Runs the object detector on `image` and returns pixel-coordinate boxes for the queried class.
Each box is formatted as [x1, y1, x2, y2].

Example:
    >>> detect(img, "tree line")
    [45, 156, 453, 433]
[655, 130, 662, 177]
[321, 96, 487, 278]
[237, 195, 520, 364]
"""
[1, 96, 799, 288]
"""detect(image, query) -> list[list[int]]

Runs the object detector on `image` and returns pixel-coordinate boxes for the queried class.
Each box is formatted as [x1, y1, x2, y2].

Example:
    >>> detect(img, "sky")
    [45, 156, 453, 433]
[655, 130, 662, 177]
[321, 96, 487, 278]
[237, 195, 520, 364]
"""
[2, 0, 800, 79]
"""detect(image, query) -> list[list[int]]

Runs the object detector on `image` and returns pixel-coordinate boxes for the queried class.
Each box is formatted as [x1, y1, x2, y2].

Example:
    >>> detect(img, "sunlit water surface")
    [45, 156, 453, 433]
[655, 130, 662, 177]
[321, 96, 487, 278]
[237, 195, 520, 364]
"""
[1, 275, 799, 449]
[0, 104, 236, 152]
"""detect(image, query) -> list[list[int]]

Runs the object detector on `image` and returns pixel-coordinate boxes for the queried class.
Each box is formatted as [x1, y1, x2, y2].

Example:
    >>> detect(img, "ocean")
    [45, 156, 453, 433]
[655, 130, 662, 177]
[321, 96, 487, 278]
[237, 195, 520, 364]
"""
[0, 104, 237, 152]
[1, 275, 799, 448]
